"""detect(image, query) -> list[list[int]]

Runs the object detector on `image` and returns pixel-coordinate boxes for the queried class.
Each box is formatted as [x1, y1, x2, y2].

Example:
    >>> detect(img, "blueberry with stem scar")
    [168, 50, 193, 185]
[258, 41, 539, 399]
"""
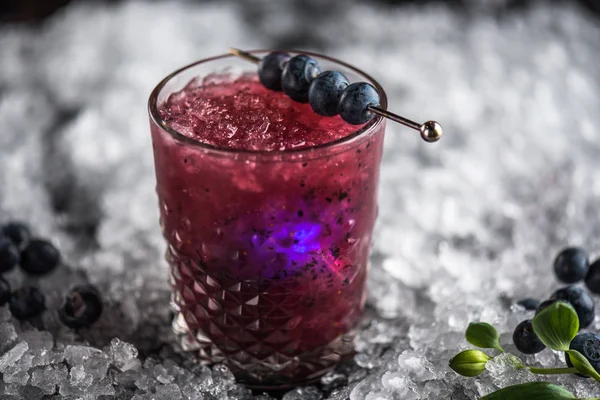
[258, 51, 290, 91]
[565, 332, 600, 378]
[59, 285, 103, 329]
[308, 70, 349, 116]
[338, 82, 380, 125]
[281, 54, 321, 103]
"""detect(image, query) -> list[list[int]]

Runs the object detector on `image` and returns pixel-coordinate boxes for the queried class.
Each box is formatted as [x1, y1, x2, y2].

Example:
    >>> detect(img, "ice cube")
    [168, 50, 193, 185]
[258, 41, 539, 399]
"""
[381, 372, 411, 391]
[397, 350, 438, 381]
[0, 341, 28, 373]
[134, 373, 156, 392]
[1, 382, 20, 396]
[155, 383, 183, 400]
[282, 386, 323, 400]
[132, 394, 155, 400]
[62, 344, 110, 382]
[3, 352, 33, 385]
[64, 345, 103, 366]
[88, 378, 116, 398]
[70, 364, 94, 389]
[320, 371, 348, 391]
[108, 337, 140, 371]
[211, 364, 235, 389]
[534, 349, 561, 368]
[3, 369, 30, 385]
[350, 380, 377, 400]
[87, 352, 111, 380]
[365, 393, 391, 400]
[181, 382, 204, 400]
[380, 372, 419, 399]
[328, 386, 353, 400]
[30, 364, 69, 395]
[18, 385, 46, 400]
[354, 352, 381, 369]
[57, 381, 81, 398]
[0, 322, 18, 353]
[485, 353, 531, 387]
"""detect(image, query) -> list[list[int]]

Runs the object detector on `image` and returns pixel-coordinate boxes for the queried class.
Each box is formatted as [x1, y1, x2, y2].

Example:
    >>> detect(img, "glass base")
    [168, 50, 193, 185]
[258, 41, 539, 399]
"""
[171, 303, 356, 389]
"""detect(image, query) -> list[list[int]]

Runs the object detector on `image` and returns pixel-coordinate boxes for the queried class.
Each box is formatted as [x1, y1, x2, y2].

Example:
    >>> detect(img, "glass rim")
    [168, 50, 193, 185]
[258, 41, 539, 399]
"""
[148, 49, 388, 156]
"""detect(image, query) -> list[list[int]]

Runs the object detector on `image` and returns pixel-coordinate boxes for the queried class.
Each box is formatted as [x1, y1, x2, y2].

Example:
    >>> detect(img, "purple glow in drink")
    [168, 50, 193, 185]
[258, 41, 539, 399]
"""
[148, 51, 387, 388]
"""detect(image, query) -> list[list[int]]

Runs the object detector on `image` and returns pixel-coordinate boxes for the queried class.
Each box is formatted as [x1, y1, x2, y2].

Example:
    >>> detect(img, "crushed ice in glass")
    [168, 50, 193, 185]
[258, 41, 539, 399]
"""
[1, 0, 600, 398]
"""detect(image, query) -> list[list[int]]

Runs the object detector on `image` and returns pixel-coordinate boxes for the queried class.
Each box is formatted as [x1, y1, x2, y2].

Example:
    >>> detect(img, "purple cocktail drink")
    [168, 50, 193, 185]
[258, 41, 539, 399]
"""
[148, 52, 387, 388]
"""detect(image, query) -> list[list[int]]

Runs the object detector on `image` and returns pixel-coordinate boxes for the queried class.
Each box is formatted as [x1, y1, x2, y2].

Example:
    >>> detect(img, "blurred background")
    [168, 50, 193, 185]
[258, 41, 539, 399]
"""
[2, 0, 600, 23]
[1, 0, 600, 340]
[2, 0, 600, 37]
[0, 0, 598, 243]
[1, 0, 600, 338]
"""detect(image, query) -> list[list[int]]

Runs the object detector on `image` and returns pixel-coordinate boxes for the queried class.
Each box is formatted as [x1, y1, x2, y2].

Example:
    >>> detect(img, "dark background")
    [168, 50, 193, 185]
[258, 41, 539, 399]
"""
[2, 0, 599, 28]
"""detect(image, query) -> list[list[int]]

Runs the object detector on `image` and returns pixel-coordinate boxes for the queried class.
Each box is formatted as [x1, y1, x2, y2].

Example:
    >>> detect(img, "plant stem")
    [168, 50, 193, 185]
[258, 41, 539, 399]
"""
[529, 366, 578, 375]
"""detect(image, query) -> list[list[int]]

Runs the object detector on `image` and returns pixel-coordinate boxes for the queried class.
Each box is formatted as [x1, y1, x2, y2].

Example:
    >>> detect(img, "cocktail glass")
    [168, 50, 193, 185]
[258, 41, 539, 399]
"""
[148, 51, 387, 389]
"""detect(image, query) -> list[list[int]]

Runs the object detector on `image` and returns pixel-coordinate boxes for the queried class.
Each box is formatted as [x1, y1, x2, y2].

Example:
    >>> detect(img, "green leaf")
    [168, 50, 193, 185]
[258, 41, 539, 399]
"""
[466, 322, 504, 352]
[449, 349, 491, 377]
[566, 349, 600, 383]
[529, 366, 579, 375]
[531, 301, 579, 351]
[479, 382, 576, 400]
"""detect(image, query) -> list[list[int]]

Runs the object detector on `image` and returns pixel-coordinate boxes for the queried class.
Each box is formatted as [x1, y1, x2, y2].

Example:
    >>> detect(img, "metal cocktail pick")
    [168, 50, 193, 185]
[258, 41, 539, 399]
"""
[229, 48, 443, 143]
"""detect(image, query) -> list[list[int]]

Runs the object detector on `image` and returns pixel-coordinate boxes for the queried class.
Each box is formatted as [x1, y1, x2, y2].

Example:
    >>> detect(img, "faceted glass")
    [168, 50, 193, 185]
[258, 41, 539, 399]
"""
[148, 51, 387, 389]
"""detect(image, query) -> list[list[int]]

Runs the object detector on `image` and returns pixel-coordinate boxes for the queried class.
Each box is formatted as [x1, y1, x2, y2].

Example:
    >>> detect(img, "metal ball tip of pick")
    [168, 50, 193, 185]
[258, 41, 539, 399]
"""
[228, 48, 443, 143]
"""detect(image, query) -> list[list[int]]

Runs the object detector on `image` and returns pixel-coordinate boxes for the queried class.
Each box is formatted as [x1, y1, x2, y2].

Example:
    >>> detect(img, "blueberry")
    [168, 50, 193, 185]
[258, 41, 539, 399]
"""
[0, 278, 11, 306]
[20, 239, 61, 275]
[9, 286, 45, 320]
[308, 71, 350, 116]
[517, 298, 540, 311]
[59, 285, 103, 329]
[554, 247, 589, 284]
[258, 51, 291, 91]
[584, 258, 600, 295]
[281, 54, 321, 103]
[550, 286, 595, 329]
[0, 236, 19, 274]
[565, 332, 600, 378]
[338, 82, 380, 125]
[512, 319, 546, 354]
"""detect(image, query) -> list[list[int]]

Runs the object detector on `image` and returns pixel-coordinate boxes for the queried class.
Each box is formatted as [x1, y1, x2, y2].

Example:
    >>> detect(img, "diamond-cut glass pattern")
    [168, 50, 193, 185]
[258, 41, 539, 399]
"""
[151, 84, 385, 389]
[168, 246, 361, 388]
